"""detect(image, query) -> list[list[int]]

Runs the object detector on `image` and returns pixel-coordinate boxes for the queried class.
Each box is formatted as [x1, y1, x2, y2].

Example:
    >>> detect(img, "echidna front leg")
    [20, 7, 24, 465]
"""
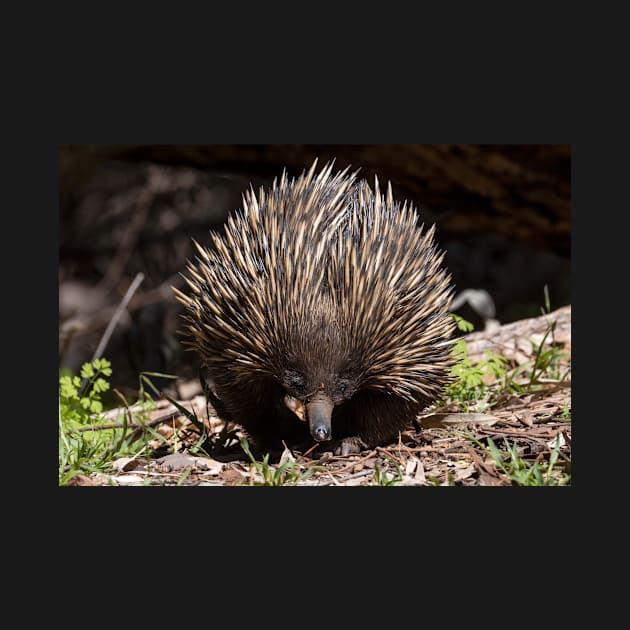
[330, 435, 369, 456]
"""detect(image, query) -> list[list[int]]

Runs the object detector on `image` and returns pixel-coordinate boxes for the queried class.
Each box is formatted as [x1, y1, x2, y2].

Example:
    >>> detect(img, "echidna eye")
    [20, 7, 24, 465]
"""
[284, 369, 305, 391]
[336, 378, 350, 396]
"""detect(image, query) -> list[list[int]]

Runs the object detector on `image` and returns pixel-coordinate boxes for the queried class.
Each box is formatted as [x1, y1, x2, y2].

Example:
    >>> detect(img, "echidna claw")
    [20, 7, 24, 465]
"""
[335, 436, 368, 456]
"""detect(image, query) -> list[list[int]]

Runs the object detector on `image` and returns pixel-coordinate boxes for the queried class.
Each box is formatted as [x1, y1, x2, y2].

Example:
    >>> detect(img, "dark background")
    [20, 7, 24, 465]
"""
[58, 144, 571, 395]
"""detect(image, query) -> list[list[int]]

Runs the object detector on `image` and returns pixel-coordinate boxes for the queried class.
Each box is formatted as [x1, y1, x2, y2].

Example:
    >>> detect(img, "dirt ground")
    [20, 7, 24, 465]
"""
[67, 305, 571, 487]
[65, 306, 571, 486]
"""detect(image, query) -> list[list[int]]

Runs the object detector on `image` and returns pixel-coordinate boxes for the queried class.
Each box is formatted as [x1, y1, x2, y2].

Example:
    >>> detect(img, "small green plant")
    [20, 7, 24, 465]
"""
[465, 432, 570, 486]
[444, 339, 508, 411]
[445, 289, 570, 409]
[515, 324, 569, 393]
[502, 286, 570, 394]
[59, 358, 113, 420]
[500, 309, 569, 397]
[176, 468, 192, 486]
[451, 312, 475, 334]
[374, 459, 403, 486]
[442, 313, 508, 411]
[239, 436, 317, 486]
[59, 359, 160, 485]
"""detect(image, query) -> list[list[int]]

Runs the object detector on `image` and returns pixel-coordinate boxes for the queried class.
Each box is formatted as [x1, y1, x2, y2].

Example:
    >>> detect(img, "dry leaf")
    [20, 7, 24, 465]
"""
[156, 452, 196, 471]
[192, 457, 224, 475]
[413, 458, 426, 484]
[399, 456, 427, 485]
[279, 446, 296, 467]
[546, 433, 566, 449]
[112, 474, 146, 485]
[420, 413, 498, 428]
[405, 457, 418, 476]
[111, 457, 140, 472]
[452, 464, 476, 481]
[155, 452, 223, 474]
[64, 474, 96, 486]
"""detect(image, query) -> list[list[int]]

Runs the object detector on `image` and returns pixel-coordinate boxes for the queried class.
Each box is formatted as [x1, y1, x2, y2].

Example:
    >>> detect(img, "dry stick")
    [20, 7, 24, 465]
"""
[77, 274, 146, 430]
[74, 272, 139, 398]
[390, 444, 444, 454]
[302, 443, 320, 457]
[91, 272, 145, 363]
[77, 422, 138, 433]
[76, 403, 180, 433]
[342, 469, 374, 481]
[60, 273, 182, 343]
[467, 445, 500, 479]
[113, 388, 135, 425]
[327, 473, 342, 486]
[376, 447, 406, 467]
[328, 450, 377, 475]
[110, 387, 140, 448]
[477, 425, 562, 441]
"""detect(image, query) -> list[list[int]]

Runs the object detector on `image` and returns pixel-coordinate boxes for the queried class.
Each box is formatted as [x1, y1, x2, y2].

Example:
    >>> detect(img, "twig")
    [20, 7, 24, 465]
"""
[113, 388, 135, 425]
[376, 447, 406, 467]
[341, 469, 374, 481]
[75, 409, 179, 433]
[59, 272, 182, 343]
[91, 272, 145, 363]
[467, 445, 500, 479]
[477, 426, 563, 441]
[329, 450, 377, 475]
[302, 443, 320, 457]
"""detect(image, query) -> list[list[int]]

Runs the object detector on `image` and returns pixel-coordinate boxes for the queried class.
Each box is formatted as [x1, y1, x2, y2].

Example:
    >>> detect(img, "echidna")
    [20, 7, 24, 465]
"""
[173, 159, 456, 454]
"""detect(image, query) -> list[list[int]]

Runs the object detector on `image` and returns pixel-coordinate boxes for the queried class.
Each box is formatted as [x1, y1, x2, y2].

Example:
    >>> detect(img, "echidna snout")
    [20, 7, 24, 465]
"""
[305, 391, 334, 442]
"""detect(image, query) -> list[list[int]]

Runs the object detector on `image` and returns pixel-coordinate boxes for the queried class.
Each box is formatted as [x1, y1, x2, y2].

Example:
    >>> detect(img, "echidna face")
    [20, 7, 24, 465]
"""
[280, 363, 360, 407]
[280, 345, 362, 442]
[280, 312, 361, 407]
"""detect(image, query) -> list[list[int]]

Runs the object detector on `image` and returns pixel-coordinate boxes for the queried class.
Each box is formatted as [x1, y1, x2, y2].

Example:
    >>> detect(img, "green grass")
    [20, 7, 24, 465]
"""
[239, 436, 318, 486]
[444, 290, 570, 411]
[59, 359, 317, 487]
[441, 290, 571, 486]
[58, 359, 168, 485]
[464, 432, 570, 486]
[445, 339, 507, 411]
[60, 289, 570, 487]
[501, 320, 570, 395]
[373, 460, 403, 486]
